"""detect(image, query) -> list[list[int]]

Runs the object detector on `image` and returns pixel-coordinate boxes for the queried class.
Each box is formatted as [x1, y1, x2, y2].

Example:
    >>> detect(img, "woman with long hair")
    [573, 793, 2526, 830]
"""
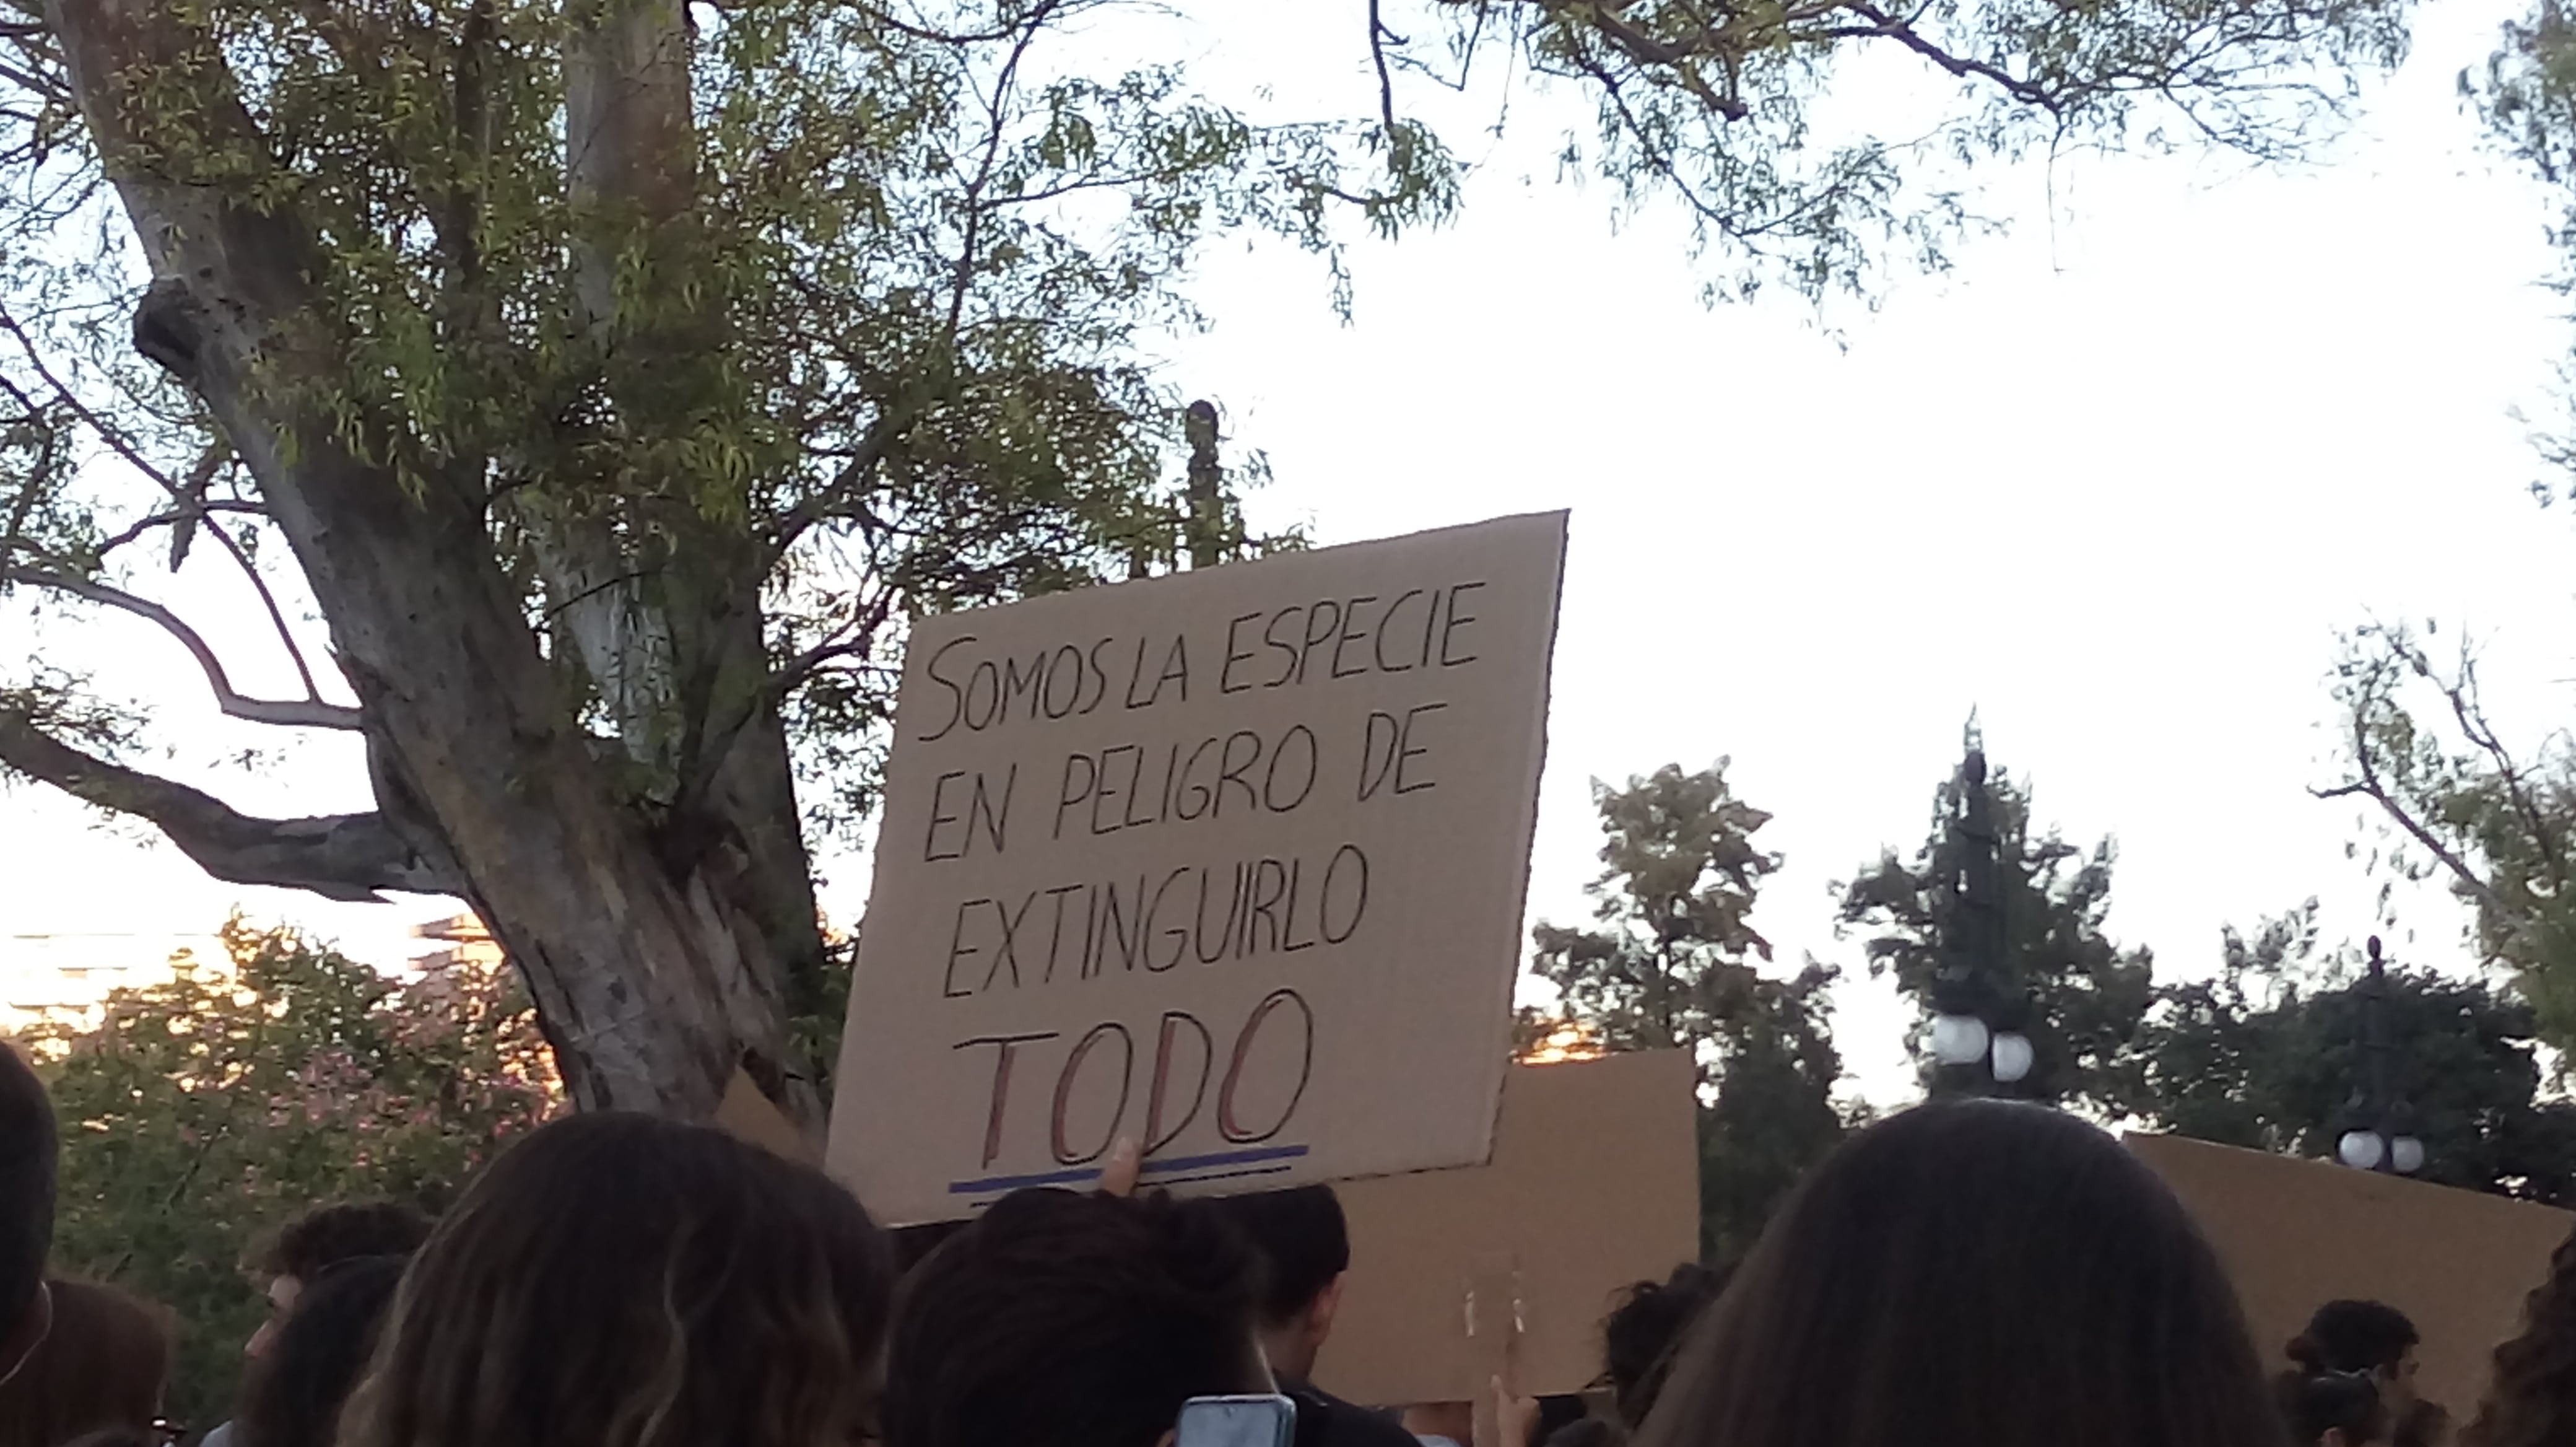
[1635, 1100, 2286, 1447]
[336, 1112, 893, 1447]
[2464, 1224, 2576, 1447]
[234, 1254, 406, 1447]
[0, 1278, 173, 1447]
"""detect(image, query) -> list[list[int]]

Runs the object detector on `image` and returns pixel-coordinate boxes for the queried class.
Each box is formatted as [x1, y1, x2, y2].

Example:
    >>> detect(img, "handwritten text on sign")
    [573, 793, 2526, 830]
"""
[826, 514, 1566, 1224]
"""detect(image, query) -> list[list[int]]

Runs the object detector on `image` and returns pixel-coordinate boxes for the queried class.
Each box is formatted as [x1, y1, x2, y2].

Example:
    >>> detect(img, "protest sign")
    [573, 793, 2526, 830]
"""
[715, 1067, 815, 1165]
[1313, 1050, 1701, 1407]
[826, 513, 1568, 1224]
[2129, 1132, 2571, 1418]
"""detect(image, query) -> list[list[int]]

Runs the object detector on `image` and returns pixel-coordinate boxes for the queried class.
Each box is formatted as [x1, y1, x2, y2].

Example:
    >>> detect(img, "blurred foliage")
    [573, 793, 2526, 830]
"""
[18, 919, 559, 1427]
[1526, 761, 1850, 1261]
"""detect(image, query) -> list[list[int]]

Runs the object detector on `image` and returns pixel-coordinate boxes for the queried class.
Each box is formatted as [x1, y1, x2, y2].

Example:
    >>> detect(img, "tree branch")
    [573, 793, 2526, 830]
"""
[1368, 0, 1403, 134]
[1829, 2, 2060, 111]
[0, 708, 463, 901]
[94, 497, 269, 558]
[0, 314, 327, 700]
[2313, 701, 2512, 917]
[1, 565, 362, 729]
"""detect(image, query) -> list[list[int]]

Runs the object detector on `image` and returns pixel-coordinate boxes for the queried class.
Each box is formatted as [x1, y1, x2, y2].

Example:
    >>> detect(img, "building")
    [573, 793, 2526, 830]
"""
[408, 912, 505, 974]
[0, 930, 228, 1033]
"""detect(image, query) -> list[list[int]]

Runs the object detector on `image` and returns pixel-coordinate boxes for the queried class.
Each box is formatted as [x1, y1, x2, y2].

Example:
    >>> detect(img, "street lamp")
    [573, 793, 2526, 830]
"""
[2334, 937, 2424, 1175]
[1930, 748, 2036, 1091]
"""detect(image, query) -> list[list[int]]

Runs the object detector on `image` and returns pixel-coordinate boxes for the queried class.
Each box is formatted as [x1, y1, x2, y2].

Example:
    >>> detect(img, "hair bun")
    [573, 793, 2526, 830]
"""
[2287, 1334, 2328, 1370]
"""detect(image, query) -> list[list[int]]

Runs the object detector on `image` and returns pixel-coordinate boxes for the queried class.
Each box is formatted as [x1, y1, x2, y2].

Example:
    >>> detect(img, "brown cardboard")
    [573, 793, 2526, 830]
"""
[1312, 1051, 1701, 1407]
[827, 514, 1569, 1224]
[715, 1067, 816, 1165]
[2128, 1132, 2572, 1418]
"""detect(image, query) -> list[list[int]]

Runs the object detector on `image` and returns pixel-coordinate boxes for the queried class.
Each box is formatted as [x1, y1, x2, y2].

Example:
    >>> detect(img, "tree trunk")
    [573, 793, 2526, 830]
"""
[47, 0, 822, 1127]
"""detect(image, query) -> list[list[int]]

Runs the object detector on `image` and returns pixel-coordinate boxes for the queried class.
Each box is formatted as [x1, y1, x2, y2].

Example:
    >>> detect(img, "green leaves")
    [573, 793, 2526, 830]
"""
[2121, 902, 2576, 1205]
[1838, 734, 2154, 1109]
[1533, 761, 1785, 1056]
[26, 918, 559, 1425]
[1528, 760, 1847, 1260]
[2320, 623, 2576, 1048]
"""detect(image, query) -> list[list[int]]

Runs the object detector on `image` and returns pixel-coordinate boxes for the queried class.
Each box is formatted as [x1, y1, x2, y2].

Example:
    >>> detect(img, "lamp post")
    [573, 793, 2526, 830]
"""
[2335, 937, 2426, 1175]
[1928, 749, 2035, 1093]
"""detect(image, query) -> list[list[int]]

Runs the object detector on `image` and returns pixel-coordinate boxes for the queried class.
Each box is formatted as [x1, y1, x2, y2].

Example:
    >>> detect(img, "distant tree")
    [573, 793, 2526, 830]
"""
[2471, 0, 2576, 513]
[1694, 957, 1848, 1261]
[20, 919, 558, 1427]
[2120, 901, 2576, 1203]
[1528, 761, 1848, 1259]
[2313, 624, 2576, 1049]
[1838, 728, 2154, 1109]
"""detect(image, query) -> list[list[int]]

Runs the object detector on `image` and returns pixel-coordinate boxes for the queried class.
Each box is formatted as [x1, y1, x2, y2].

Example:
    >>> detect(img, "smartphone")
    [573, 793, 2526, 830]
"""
[1174, 1394, 1299, 1447]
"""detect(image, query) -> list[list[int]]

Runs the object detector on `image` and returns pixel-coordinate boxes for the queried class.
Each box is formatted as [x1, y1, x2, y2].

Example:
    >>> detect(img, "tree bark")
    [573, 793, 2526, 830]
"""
[0, 710, 464, 901]
[45, 0, 817, 1127]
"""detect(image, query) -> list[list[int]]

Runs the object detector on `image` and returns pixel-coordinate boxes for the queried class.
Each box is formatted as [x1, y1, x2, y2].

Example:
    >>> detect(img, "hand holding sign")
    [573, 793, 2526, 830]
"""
[1098, 1137, 1141, 1199]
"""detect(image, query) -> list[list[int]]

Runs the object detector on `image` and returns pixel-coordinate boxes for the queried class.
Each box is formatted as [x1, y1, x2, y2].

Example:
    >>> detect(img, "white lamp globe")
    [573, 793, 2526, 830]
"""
[1989, 1031, 2036, 1085]
[2338, 1130, 2387, 1171]
[1930, 1014, 1990, 1066]
[2390, 1136, 2427, 1176]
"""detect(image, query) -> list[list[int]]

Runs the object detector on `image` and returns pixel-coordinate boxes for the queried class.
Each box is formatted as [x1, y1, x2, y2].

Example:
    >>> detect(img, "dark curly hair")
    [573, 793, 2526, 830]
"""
[2465, 1225, 2576, 1447]
[255, 1202, 432, 1284]
[1601, 1262, 1730, 1427]
[884, 1187, 1266, 1447]
[2290, 1301, 2419, 1378]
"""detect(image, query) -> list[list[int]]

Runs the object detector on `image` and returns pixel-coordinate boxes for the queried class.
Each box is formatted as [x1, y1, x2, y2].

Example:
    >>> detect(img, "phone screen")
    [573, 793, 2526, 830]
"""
[1174, 1394, 1298, 1447]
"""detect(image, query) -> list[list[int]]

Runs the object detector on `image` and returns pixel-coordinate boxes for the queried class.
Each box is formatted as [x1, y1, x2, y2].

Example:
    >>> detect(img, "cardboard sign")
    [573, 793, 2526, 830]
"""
[1313, 1051, 1701, 1407]
[827, 514, 1569, 1224]
[2128, 1132, 2572, 1418]
[715, 1068, 816, 1165]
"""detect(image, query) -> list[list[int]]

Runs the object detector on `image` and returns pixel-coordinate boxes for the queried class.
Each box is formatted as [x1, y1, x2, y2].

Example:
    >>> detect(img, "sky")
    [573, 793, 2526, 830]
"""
[4, 2, 2573, 1101]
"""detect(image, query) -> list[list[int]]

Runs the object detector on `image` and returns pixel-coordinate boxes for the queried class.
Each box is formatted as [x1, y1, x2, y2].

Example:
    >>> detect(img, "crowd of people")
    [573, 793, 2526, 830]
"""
[5, 1038, 2576, 1447]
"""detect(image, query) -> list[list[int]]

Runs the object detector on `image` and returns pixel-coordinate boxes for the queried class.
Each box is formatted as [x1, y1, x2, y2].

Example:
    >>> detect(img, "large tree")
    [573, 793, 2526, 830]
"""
[1528, 761, 1848, 1258]
[0, 1, 2417, 1124]
[2118, 901, 2576, 1204]
[1838, 730, 2155, 1108]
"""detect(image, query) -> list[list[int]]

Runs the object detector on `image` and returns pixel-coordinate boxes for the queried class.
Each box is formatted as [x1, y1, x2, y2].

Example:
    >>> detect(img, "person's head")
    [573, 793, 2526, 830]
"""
[0, 1278, 173, 1447]
[1207, 1186, 1351, 1383]
[2285, 1371, 2391, 1447]
[886, 1187, 1269, 1447]
[56, 1431, 156, 1447]
[246, 1201, 432, 1359]
[2465, 1223, 2576, 1447]
[336, 1112, 892, 1447]
[236, 1254, 407, 1447]
[1636, 1100, 2281, 1447]
[2293, 1301, 2424, 1417]
[1601, 1262, 1730, 1427]
[0, 1043, 55, 1386]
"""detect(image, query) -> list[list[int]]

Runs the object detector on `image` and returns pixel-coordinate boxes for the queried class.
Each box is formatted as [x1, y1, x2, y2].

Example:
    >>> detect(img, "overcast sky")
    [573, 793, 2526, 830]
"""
[4, 3, 2571, 1101]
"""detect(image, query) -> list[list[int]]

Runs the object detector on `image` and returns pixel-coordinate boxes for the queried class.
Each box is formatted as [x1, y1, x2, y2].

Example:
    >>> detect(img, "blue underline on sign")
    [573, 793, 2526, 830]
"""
[947, 1143, 1311, 1196]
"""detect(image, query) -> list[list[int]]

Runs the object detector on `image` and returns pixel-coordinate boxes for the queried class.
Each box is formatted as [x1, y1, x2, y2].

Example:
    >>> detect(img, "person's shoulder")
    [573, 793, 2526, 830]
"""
[1303, 1387, 1424, 1447]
